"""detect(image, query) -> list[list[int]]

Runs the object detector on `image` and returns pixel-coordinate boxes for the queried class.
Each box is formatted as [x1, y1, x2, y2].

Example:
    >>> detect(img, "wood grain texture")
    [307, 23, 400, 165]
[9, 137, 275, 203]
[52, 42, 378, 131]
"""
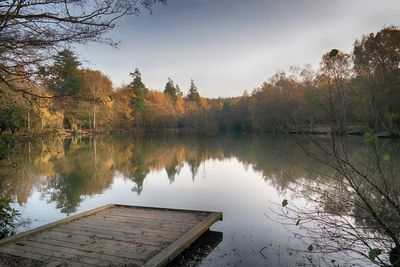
[0, 204, 222, 267]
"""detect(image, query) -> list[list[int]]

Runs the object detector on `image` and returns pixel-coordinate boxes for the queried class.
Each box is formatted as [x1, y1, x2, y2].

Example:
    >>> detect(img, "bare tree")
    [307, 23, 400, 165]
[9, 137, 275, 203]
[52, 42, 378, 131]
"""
[273, 50, 400, 266]
[0, 0, 163, 98]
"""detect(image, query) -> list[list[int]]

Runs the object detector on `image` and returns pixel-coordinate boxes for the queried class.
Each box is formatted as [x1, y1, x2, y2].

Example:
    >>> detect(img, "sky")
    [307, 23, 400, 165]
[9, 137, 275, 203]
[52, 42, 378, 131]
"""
[76, 0, 400, 97]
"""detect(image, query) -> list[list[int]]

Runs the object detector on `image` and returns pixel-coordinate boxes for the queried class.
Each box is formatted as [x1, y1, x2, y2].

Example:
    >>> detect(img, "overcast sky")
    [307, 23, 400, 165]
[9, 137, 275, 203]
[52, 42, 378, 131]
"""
[76, 0, 400, 97]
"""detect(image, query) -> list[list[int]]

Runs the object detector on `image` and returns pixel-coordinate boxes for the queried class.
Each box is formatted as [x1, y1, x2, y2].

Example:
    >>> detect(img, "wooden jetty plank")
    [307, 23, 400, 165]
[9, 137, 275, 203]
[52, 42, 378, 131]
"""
[48, 227, 171, 247]
[0, 204, 115, 247]
[144, 212, 223, 267]
[0, 242, 110, 266]
[70, 217, 195, 236]
[56, 224, 176, 243]
[64, 221, 188, 240]
[73, 214, 197, 231]
[0, 251, 91, 267]
[106, 207, 209, 219]
[24, 236, 150, 261]
[94, 212, 202, 226]
[0, 204, 222, 267]
[31, 230, 161, 256]
[6, 239, 139, 266]
[107, 206, 211, 222]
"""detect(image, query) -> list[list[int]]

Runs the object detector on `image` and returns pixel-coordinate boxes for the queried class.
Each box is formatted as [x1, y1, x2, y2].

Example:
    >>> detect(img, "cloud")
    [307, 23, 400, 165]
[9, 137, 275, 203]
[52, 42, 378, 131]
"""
[77, 0, 400, 97]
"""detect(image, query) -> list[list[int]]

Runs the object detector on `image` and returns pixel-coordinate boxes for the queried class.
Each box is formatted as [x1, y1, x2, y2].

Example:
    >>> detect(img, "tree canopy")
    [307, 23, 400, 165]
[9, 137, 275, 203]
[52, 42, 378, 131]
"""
[0, 0, 163, 98]
[187, 79, 200, 103]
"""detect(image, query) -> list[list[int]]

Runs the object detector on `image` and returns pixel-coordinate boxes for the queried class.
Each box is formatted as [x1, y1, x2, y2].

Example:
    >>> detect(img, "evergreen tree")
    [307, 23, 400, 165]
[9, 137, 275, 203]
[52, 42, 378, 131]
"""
[163, 78, 177, 102]
[175, 84, 183, 97]
[187, 79, 200, 103]
[129, 68, 147, 121]
[129, 68, 147, 96]
[47, 49, 82, 96]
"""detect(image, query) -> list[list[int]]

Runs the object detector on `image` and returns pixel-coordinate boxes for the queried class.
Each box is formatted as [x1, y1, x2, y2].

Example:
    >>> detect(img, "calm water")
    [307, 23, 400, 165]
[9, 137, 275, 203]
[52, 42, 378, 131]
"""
[1, 134, 398, 266]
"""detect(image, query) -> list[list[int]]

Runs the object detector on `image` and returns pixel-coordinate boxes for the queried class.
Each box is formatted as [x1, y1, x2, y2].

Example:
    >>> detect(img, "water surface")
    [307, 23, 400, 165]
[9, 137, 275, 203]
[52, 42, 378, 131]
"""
[2, 134, 397, 266]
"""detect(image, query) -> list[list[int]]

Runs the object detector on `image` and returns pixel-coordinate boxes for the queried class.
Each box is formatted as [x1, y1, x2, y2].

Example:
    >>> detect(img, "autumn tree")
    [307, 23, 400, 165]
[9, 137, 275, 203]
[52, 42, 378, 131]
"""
[40, 50, 87, 130]
[353, 26, 400, 135]
[112, 87, 135, 130]
[174, 84, 185, 115]
[175, 94, 185, 115]
[318, 49, 352, 134]
[0, 0, 164, 239]
[144, 91, 177, 129]
[0, 0, 163, 99]
[81, 70, 113, 131]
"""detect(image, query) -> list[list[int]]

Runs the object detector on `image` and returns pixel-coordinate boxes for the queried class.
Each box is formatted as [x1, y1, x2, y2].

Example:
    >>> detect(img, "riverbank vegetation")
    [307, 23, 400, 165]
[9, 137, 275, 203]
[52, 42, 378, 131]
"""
[1, 26, 399, 138]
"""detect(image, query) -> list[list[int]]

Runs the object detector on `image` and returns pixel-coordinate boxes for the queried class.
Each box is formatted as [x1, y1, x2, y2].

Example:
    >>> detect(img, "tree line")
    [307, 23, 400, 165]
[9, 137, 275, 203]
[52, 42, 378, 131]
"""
[1, 26, 399, 137]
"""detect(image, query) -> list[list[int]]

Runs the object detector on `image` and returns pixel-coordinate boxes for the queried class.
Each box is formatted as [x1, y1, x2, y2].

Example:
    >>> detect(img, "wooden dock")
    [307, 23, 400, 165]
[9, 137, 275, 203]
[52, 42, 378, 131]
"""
[0, 204, 222, 267]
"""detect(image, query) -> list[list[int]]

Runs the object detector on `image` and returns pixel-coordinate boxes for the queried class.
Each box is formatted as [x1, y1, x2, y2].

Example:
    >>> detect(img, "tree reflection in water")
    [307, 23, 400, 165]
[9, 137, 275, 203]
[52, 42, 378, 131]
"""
[0, 134, 399, 265]
[273, 136, 400, 266]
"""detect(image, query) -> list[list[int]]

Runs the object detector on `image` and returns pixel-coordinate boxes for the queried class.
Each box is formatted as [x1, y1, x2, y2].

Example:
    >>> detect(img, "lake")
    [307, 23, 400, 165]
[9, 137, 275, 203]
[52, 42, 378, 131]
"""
[1, 134, 398, 266]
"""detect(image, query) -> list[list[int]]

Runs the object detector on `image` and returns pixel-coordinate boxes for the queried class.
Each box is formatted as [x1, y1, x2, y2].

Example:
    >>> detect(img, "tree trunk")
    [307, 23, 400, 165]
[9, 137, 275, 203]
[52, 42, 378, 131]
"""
[27, 109, 31, 132]
[93, 102, 96, 132]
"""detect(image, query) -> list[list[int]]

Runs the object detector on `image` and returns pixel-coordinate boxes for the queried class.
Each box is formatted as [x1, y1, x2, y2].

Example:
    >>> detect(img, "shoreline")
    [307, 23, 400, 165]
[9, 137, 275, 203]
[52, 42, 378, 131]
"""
[1, 125, 398, 142]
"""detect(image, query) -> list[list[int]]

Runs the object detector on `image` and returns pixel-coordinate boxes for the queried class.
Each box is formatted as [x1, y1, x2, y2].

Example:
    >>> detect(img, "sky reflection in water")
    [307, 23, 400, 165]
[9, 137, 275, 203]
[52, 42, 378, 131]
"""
[3, 135, 390, 266]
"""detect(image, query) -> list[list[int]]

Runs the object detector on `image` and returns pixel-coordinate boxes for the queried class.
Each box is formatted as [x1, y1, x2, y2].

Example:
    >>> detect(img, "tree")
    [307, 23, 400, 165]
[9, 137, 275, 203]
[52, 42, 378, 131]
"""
[0, 105, 25, 134]
[129, 68, 147, 126]
[81, 70, 113, 131]
[0, 0, 163, 99]
[0, 0, 164, 240]
[40, 50, 87, 130]
[318, 49, 352, 134]
[164, 78, 178, 102]
[112, 86, 135, 130]
[187, 79, 200, 104]
[144, 91, 177, 129]
[353, 26, 400, 135]
[175, 94, 185, 114]
[0, 191, 19, 238]
[272, 49, 400, 267]
[175, 84, 183, 97]
[45, 49, 82, 96]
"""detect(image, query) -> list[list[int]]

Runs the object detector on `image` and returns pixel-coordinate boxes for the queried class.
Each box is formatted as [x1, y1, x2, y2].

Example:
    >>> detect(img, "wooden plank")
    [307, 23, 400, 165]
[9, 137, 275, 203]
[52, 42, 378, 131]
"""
[0, 251, 91, 267]
[144, 212, 223, 267]
[99, 211, 207, 225]
[4, 239, 136, 266]
[48, 228, 171, 247]
[66, 221, 188, 240]
[105, 208, 209, 220]
[94, 212, 203, 225]
[0, 204, 115, 247]
[0, 252, 46, 267]
[58, 221, 178, 240]
[76, 212, 197, 227]
[106, 207, 208, 218]
[0, 243, 106, 266]
[31, 230, 161, 256]
[0, 204, 223, 267]
[71, 217, 194, 234]
[25, 236, 150, 261]
[111, 204, 212, 215]
[56, 224, 177, 243]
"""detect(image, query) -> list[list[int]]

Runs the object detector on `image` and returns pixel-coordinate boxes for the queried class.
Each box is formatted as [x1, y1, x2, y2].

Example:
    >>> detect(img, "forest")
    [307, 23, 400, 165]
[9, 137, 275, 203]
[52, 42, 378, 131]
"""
[1, 26, 399, 138]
